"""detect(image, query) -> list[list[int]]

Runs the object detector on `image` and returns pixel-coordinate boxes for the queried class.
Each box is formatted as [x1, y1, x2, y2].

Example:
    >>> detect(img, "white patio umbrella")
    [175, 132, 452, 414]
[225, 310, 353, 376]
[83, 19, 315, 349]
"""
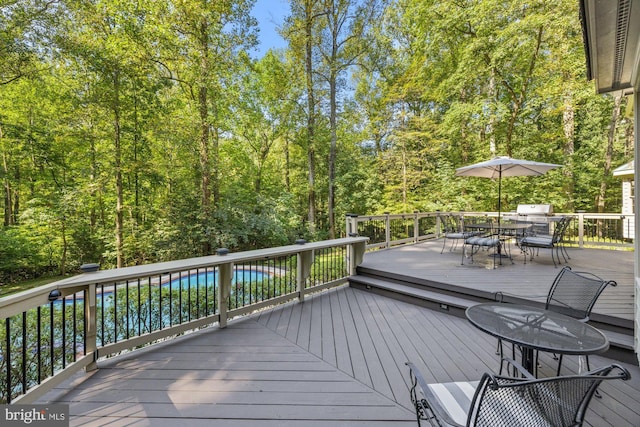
[455, 156, 562, 225]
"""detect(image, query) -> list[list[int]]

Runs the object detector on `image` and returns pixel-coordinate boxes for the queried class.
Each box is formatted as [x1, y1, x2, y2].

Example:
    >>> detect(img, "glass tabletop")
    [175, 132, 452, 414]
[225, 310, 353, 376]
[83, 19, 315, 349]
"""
[466, 303, 609, 355]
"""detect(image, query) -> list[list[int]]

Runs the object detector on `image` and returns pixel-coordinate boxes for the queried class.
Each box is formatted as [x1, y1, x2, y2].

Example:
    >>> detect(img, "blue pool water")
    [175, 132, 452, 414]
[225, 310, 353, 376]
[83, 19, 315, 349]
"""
[168, 269, 271, 290]
[54, 269, 272, 305]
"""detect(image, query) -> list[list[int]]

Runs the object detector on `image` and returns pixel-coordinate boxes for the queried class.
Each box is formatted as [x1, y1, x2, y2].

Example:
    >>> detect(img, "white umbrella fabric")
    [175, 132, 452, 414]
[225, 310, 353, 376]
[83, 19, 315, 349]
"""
[455, 156, 561, 225]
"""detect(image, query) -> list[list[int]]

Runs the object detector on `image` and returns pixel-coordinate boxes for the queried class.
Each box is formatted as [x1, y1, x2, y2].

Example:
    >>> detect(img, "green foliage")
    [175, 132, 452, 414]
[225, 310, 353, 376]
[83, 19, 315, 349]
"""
[0, 0, 632, 285]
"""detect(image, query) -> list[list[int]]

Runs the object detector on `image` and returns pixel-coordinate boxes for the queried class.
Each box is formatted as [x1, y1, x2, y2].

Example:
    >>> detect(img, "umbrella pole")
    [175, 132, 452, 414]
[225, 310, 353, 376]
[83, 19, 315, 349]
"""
[497, 169, 502, 227]
[497, 169, 503, 260]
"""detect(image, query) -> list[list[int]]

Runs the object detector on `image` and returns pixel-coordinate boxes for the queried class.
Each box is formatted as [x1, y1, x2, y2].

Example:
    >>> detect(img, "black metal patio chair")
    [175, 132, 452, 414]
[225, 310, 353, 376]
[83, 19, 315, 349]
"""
[441, 214, 480, 253]
[519, 216, 572, 267]
[406, 359, 630, 427]
[461, 225, 503, 269]
[496, 266, 617, 376]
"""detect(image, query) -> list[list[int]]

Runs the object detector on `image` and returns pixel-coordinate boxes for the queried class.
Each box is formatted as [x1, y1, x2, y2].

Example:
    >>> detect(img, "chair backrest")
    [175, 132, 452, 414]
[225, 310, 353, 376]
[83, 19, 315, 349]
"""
[468, 364, 630, 426]
[443, 214, 463, 233]
[545, 266, 616, 320]
[551, 216, 571, 243]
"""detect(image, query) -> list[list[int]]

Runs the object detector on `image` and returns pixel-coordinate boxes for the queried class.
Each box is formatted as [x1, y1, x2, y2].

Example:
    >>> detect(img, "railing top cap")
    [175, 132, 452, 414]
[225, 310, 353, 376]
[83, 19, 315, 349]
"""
[27, 237, 368, 291]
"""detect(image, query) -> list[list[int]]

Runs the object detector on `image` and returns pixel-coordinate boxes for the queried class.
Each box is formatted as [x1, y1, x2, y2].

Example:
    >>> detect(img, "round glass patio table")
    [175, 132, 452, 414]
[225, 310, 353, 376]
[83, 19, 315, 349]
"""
[466, 303, 609, 375]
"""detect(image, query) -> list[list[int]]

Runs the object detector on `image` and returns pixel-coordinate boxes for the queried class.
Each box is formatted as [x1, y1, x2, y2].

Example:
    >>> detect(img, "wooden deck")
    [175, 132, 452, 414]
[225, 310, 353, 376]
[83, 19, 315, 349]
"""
[357, 240, 635, 323]
[38, 271, 640, 425]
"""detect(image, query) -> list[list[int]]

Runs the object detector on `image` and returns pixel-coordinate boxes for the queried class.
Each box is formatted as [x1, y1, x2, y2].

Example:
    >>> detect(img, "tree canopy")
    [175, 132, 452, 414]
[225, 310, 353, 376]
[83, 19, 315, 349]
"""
[0, 0, 633, 284]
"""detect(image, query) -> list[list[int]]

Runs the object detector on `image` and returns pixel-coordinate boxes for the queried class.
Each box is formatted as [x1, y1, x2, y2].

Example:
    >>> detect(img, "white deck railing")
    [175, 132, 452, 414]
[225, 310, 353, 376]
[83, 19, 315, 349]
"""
[346, 212, 634, 251]
[0, 237, 368, 404]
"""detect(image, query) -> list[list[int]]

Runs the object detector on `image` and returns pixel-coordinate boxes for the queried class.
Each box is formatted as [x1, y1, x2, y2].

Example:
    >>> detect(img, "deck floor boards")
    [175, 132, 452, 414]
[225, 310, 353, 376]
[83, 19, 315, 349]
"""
[359, 241, 635, 321]
[38, 245, 639, 426]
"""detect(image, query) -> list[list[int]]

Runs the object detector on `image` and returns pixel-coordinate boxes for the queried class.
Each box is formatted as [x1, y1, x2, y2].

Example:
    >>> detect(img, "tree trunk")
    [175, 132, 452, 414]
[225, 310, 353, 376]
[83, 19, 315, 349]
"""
[562, 89, 575, 212]
[305, 0, 316, 233]
[488, 73, 496, 156]
[1, 124, 13, 226]
[596, 94, 622, 213]
[199, 18, 212, 255]
[113, 69, 124, 268]
[328, 70, 337, 239]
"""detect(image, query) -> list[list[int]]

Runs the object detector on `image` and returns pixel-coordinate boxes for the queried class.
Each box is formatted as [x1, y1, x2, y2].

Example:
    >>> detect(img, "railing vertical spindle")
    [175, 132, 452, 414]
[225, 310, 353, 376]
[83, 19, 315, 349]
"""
[125, 281, 130, 340]
[178, 272, 183, 324]
[137, 279, 141, 337]
[187, 271, 192, 322]
[62, 297, 66, 368]
[6, 316, 11, 403]
[148, 277, 152, 333]
[169, 273, 173, 327]
[110, 284, 117, 343]
[100, 284, 105, 346]
[22, 312, 27, 394]
[49, 301, 54, 377]
[37, 307, 41, 384]
[159, 276, 163, 329]
[73, 294, 77, 361]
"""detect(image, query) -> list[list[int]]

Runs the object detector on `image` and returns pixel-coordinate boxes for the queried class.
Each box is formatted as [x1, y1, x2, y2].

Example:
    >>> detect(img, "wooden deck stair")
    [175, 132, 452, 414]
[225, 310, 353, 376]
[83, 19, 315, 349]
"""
[349, 268, 637, 366]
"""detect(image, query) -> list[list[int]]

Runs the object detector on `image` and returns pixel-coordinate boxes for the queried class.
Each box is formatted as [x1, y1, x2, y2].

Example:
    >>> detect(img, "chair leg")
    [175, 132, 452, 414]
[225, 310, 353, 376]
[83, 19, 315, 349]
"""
[556, 354, 564, 376]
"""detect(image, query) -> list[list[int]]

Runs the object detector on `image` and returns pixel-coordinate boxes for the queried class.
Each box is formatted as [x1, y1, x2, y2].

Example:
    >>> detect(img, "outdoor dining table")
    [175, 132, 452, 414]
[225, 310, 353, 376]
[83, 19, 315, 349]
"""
[464, 221, 533, 236]
[465, 302, 609, 375]
[464, 222, 533, 260]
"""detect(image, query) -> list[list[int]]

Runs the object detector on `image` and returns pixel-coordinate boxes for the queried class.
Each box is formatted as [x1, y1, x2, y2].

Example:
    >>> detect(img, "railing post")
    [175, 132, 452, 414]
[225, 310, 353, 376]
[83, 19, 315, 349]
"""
[577, 211, 585, 248]
[435, 211, 443, 237]
[384, 212, 391, 248]
[414, 212, 419, 243]
[348, 240, 367, 275]
[345, 213, 359, 237]
[218, 262, 233, 328]
[297, 249, 314, 302]
[85, 284, 97, 372]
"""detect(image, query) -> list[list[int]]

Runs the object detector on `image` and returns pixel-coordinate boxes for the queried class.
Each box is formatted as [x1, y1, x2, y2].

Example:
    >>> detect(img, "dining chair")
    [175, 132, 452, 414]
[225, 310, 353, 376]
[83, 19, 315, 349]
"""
[406, 359, 630, 427]
[496, 266, 616, 376]
[461, 231, 501, 268]
[441, 214, 479, 253]
[519, 216, 572, 267]
[544, 266, 617, 374]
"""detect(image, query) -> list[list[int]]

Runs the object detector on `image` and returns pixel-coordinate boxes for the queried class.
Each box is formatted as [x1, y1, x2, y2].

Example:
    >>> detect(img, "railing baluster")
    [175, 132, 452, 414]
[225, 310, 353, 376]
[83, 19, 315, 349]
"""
[73, 294, 77, 362]
[49, 301, 54, 377]
[37, 307, 41, 384]
[187, 271, 191, 322]
[137, 278, 141, 337]
[125, 280, 130, 340]
[5, 316, 11, 403]
[22, 312, 27, 394]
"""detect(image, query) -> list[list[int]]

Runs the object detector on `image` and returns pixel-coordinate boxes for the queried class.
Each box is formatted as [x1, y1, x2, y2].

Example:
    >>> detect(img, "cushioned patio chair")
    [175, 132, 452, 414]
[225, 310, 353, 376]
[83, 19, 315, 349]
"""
[519, 216, 572, 267]
[461, 225, 503, 269]
[496, 266, 617, 377]
[406, 359, 630, 427]
[441, 215, 479, 253]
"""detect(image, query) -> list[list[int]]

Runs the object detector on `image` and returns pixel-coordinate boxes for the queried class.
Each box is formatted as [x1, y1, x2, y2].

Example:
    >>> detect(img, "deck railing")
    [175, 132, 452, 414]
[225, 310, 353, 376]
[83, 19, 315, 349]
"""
[346, 212, 634, 251]
[0, 237, 368, 404]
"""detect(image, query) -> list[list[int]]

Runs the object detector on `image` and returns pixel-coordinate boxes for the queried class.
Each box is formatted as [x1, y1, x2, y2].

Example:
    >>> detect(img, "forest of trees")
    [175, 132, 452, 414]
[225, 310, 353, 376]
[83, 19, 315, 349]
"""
[0, 0, 635, 284]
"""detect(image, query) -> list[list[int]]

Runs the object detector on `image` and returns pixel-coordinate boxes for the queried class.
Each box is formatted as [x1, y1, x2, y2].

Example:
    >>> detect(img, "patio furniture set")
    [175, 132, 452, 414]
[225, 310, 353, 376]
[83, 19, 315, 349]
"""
[441, 212, 572, 268]
[406, 266, 631, 426]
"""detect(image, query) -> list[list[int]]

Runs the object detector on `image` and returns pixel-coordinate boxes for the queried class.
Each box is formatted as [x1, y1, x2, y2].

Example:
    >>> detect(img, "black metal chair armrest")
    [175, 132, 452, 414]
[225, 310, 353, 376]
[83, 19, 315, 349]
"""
[406, 361, 431, 395]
